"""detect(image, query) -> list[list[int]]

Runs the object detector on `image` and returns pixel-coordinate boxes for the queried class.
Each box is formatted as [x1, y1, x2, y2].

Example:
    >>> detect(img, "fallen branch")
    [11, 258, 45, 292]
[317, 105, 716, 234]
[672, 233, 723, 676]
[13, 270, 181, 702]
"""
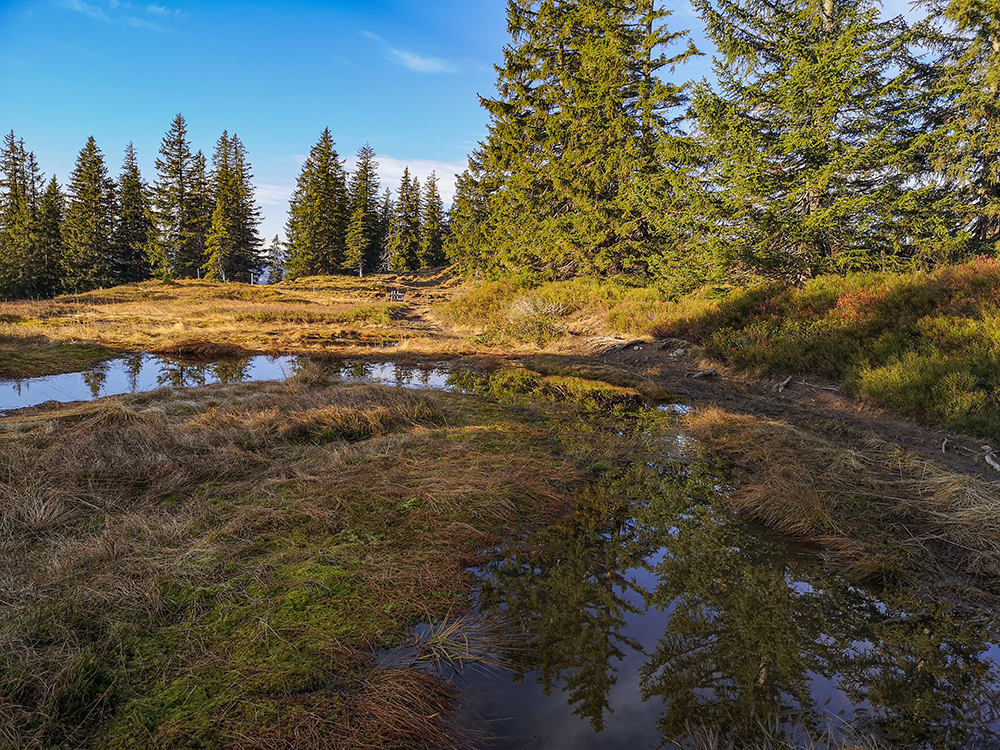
[776, 375, 793, 393]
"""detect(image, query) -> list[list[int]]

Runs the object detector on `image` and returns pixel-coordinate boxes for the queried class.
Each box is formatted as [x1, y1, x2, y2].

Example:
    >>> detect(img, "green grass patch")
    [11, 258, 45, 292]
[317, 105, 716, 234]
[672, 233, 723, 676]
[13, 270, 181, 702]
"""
[236, 303, 401, 327]
[656, 257, 1000, 440]
[0, 336, 116, 379]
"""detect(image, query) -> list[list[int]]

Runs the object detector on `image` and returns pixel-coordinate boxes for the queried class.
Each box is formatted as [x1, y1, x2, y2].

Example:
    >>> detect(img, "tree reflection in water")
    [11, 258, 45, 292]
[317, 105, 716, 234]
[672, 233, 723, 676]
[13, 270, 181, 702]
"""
[473, 462, 1000, 748]
[155, 358, 252, 388]
[82, 363, 108, 397]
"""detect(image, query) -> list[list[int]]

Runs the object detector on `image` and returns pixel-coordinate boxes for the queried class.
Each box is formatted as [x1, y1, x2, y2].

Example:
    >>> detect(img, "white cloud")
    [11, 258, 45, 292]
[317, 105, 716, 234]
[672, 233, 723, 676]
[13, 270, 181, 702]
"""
[385, 48, 457, 74]
[358, 155, 466, 205]
[61, 0, 110, 21]
[127, 14, 165, 30]
[255, 182, 296, 207]
[145, 3, 173, 14]
[363, 30, 458, 74]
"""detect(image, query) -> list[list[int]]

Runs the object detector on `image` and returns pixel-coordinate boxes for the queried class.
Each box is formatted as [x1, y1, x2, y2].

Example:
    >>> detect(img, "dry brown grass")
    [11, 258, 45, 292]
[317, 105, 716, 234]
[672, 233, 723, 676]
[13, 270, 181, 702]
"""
[0, 272, 477, 380]
[0, 369, 603, 748]
[225, 668, 458, 750]
[683, 406, 1000, 591]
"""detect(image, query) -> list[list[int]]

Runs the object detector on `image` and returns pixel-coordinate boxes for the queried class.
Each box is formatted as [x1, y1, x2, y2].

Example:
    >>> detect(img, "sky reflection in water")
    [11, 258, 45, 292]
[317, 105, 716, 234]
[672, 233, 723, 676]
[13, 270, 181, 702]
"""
[0, 355, 456, 412]
[465, 462, 1000, 749]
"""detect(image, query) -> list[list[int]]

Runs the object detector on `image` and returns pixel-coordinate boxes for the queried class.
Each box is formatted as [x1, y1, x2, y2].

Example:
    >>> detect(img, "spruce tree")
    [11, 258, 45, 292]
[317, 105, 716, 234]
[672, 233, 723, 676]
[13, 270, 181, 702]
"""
[266, 234, 285, 283]
[0, 132, 44, 297]
[344, 143, 382, 275]
[152, 114, 206, 278]
[385, 168, 421, 272]
[204, 132, 263, 283]
[62, 136, 115, 292]
[916, 0, 1000, 254]
[284, 128, 348, 278]
[446, 158, 490, 272]
[345, 207, 372, 277]
[457, 0, 698, 279]
[189, 150, 214, 277]
[376, 187, 394, 261]
[31, 177, 65, 298]
[419, 171, 446, 268]
[113, 143, 154, 284]
[691, 0, 919, 277]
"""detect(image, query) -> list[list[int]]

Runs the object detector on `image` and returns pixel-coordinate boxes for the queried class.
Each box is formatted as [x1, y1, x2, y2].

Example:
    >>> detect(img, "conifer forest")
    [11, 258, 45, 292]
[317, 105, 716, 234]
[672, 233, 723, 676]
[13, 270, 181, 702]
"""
[3, 0, 998, 298]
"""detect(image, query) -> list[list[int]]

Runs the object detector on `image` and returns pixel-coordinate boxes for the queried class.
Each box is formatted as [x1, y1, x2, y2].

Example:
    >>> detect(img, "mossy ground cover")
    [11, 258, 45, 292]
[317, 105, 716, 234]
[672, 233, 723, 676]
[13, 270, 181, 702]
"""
[0, 363, 668, 749]
[655, 257, 1000, 441]
[0, 335, 115, 379]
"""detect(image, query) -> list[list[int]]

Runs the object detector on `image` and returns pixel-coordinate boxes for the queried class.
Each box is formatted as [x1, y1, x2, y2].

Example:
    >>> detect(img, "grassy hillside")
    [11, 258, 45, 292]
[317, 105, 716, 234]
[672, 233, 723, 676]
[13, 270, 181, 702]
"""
[655, 257, 1000, 440]
[3, 260, 999, 441]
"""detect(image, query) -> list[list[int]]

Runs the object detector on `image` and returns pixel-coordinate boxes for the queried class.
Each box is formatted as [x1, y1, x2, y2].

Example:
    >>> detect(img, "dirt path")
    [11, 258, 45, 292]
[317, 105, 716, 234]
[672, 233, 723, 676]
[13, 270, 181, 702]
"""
[386, 300, 999, 483]
[597, 337, 999, 483]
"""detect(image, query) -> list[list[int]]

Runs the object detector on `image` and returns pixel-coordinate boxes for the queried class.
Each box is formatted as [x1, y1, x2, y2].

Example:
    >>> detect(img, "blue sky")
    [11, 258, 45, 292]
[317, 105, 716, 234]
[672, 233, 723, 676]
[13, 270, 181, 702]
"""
[1, 0, 915, 243]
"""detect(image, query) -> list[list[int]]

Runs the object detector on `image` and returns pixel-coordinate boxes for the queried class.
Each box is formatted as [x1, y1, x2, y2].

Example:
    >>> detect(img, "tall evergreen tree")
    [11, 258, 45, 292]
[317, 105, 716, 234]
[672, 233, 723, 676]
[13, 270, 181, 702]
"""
[446, 157, 490, 272]
[915, 0, 1000, 255]
[455, 0, 699, 278]
[0, 132, 44, 297]
[384, 168, 422, 272]
[189, 150, 214, 277]
[62, 136, 116, 292]
[691, 0, 919, 277]
[113, 143, 154, 284]
[204, 131, 263, 283]
[376, 187, 394, 261]
[152, 114, 207, 278]
[344, 143, 382, 275]
[284, 128, 348, 278]
[419, 171, 446, 268]
[30, 177, 65, 298]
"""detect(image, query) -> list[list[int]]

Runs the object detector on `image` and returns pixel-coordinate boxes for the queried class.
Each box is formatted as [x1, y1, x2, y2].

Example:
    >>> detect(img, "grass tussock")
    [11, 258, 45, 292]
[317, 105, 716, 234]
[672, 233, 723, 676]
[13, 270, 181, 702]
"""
[0, 366, 660, 748]
[657, 257, 1000, 440]
[684, 406, 1000, 589]
[439, 276, 676, 346]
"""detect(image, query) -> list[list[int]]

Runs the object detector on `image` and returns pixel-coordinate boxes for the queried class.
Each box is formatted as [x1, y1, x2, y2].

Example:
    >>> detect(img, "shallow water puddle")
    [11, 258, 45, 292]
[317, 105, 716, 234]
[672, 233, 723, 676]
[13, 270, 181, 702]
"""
[408, 462, 1000, 748]
[0, 355, 456, 412]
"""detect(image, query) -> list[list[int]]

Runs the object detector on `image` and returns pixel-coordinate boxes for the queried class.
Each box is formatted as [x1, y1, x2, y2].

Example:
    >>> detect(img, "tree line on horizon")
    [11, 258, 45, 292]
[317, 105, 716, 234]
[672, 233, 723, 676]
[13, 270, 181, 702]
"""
[446, 0, 1000, 288]
[0, 116, 448, 299]
[4, 0, 997, 299]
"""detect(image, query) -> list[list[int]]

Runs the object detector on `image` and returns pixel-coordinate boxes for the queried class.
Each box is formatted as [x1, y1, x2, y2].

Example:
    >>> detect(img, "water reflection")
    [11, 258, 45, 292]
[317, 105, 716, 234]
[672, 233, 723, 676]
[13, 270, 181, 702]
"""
[0, 354, 301, 411]
[0, 357, 461, 412]
[472, 462, 1000, 749]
